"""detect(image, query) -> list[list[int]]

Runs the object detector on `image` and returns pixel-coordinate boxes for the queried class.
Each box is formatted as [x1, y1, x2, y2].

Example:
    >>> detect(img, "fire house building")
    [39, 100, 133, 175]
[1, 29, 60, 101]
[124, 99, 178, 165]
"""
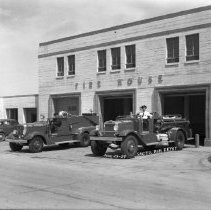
[38, 5, 211, 146]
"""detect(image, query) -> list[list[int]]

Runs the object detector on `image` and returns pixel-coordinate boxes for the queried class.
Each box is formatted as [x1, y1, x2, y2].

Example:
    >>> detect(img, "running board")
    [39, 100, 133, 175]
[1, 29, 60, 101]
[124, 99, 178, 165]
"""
[55, 140, 79, 145]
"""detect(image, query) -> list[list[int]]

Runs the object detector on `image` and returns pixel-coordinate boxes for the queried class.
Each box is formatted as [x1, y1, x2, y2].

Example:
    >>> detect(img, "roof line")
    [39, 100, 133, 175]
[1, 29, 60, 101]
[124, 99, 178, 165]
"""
[38, 22, 211, 58]
[2, 94, 38, 99]
[39, 5, 211, 46]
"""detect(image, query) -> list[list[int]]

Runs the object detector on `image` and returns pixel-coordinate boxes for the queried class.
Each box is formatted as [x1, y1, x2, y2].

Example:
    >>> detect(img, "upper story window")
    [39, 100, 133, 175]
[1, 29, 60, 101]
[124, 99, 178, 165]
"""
[97, 50, 106, 72]
[166, 37, 179, 63]
[111, 47, 121, 70]
[67, 55, 75, 75]
[186, 33, 199, 61]
[57, 57, 64, 77]
[125, 44, 136, 68]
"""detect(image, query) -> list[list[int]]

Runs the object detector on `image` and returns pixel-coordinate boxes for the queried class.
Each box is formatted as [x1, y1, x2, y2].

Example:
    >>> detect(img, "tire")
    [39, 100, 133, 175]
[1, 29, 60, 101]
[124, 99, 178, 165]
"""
[91, 141, 107, 156]
[79, 133, 90, 147]
[0, 133, 5, 142]
[121, 135, 138, 158]
[174, 130, 185, 150]
[9, 142, 23, 152]
[29, 136, 43, 153]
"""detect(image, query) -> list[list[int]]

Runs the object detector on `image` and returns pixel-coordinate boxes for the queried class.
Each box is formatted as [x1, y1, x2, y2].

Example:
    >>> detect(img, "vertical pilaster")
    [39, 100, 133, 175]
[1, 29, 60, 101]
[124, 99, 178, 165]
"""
[204, 86, 211, 146]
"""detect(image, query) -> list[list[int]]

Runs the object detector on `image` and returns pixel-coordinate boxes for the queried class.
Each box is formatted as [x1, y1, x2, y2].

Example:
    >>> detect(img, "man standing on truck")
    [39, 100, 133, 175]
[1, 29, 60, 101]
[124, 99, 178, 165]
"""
[51, 113, 62, 133]
[137, 105, 152, 119]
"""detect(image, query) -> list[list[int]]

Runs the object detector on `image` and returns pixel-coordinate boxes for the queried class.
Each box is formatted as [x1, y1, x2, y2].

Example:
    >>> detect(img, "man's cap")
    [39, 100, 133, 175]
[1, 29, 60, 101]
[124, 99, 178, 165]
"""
[140, 105, 147, 109]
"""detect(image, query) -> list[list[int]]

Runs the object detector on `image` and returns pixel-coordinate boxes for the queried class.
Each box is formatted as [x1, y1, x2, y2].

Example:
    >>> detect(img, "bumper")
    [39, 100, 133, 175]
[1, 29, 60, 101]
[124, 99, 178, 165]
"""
[90, 136, 122, 142]
[6, 138, 28, 144]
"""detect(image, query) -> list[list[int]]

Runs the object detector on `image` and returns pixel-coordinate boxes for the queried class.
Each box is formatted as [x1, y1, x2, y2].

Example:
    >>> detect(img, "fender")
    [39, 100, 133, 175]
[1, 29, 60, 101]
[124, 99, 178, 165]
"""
[23, 131, 48, 143]
[168, 127, 186, 141]
[75, 126, 96, 135]
[119, 130, 147, 146]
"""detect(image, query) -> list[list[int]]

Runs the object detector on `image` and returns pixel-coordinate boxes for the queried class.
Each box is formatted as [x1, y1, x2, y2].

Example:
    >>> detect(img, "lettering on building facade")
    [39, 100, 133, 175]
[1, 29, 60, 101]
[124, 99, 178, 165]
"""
[127, 78, 133, 86]
[78, 75, 162, 90]
[97, 81, 101, 88]
[75, 83, 78, 90]
[137, 77, 142, 85]
[117, 79, 123, 87]
[148, 76, 152, 84]
[89, 82, 93, 89]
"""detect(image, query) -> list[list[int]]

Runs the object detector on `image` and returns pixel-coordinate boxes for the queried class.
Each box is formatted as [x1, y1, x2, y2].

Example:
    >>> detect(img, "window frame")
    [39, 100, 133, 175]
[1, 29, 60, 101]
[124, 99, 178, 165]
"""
[67, 54, 75, 76]
[56, 57, 64, 77]
[111, 47, 121, 70]
[97, 49, 107, 72]
[125, 44, 136, 68]
[166, 36, 179, 64]
[185, 33, 199, 61]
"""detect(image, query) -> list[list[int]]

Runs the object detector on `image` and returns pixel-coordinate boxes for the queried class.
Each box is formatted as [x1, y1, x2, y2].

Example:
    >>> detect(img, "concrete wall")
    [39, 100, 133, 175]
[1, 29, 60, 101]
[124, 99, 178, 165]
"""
[0, 98, 4, 119]
[3, 95, 38, 124]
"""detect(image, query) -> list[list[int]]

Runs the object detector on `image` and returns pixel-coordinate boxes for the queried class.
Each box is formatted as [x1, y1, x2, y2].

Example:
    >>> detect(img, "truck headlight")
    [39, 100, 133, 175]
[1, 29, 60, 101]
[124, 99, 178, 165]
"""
[12, 130, 18, 136]
[114, 124, 118, 132]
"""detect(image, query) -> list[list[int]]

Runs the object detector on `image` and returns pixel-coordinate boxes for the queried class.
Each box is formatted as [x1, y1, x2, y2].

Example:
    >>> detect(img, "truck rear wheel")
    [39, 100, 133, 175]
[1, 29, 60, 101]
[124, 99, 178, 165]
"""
[79, 133, 90, 147]
[9, 142, 23, 152]
[29, 136, 43, 153]
[175, 131, 185, 150]
[91, 141, 107, 156]
[121, 135, 138, 158]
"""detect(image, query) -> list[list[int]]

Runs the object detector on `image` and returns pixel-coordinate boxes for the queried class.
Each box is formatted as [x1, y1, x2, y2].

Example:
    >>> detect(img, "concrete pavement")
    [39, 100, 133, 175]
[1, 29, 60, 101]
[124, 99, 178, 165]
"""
[0, 142, 211, 209]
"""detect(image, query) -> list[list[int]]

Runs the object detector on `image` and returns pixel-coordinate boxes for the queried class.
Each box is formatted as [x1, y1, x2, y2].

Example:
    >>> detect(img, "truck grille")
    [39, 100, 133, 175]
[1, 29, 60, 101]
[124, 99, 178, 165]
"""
[101, 131, 116, 137]
[104, 123, 115, 131]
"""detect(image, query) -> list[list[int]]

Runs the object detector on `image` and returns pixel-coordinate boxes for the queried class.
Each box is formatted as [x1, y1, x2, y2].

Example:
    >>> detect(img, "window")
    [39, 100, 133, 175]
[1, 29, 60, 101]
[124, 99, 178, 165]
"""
[186, 33, 199, 61]
[125, 45, 136, 68]
[111, 47, 121, 70]
[57, 57, 64, 77]
[166, 37, 179, 63]
[6, 108, 18, 121]
[97, 50, 106, 72]
[68, 55, 75, 75]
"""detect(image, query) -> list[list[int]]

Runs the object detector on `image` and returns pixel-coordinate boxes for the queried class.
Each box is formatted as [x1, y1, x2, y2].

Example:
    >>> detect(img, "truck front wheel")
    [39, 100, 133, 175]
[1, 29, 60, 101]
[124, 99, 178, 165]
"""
[79, 133, 90, 147]
[121, 135, 138, 158]
[91, 141, 107, 156]
[175, 131, 185, 150]
[29, 136, 43, 153]
[9, 142, 23, 152]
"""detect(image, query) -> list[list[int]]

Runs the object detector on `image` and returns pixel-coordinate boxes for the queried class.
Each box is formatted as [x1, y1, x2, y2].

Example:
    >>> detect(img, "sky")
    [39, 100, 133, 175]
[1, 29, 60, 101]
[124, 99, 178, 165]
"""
[0, 0, 210, 96]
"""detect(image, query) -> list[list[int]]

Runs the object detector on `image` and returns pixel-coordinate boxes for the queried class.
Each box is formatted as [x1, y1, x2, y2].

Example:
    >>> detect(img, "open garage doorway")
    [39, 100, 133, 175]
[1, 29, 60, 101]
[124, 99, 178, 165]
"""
[24, 108, 37, 123]
[97, 91, 135, 122]
[50, 94, 80, 117]
[163, 92, 206, 145]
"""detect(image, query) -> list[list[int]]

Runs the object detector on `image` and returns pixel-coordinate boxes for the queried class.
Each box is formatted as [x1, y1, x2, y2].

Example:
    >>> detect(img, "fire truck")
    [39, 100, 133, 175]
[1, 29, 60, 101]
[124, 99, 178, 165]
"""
[90, 113, 193, 158]
[6, 113, 99, 153]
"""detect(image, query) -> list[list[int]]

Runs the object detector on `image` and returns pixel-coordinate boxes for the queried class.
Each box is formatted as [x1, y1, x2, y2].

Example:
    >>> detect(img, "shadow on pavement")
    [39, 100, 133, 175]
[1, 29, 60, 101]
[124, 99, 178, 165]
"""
[7, 143, 82, 154]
